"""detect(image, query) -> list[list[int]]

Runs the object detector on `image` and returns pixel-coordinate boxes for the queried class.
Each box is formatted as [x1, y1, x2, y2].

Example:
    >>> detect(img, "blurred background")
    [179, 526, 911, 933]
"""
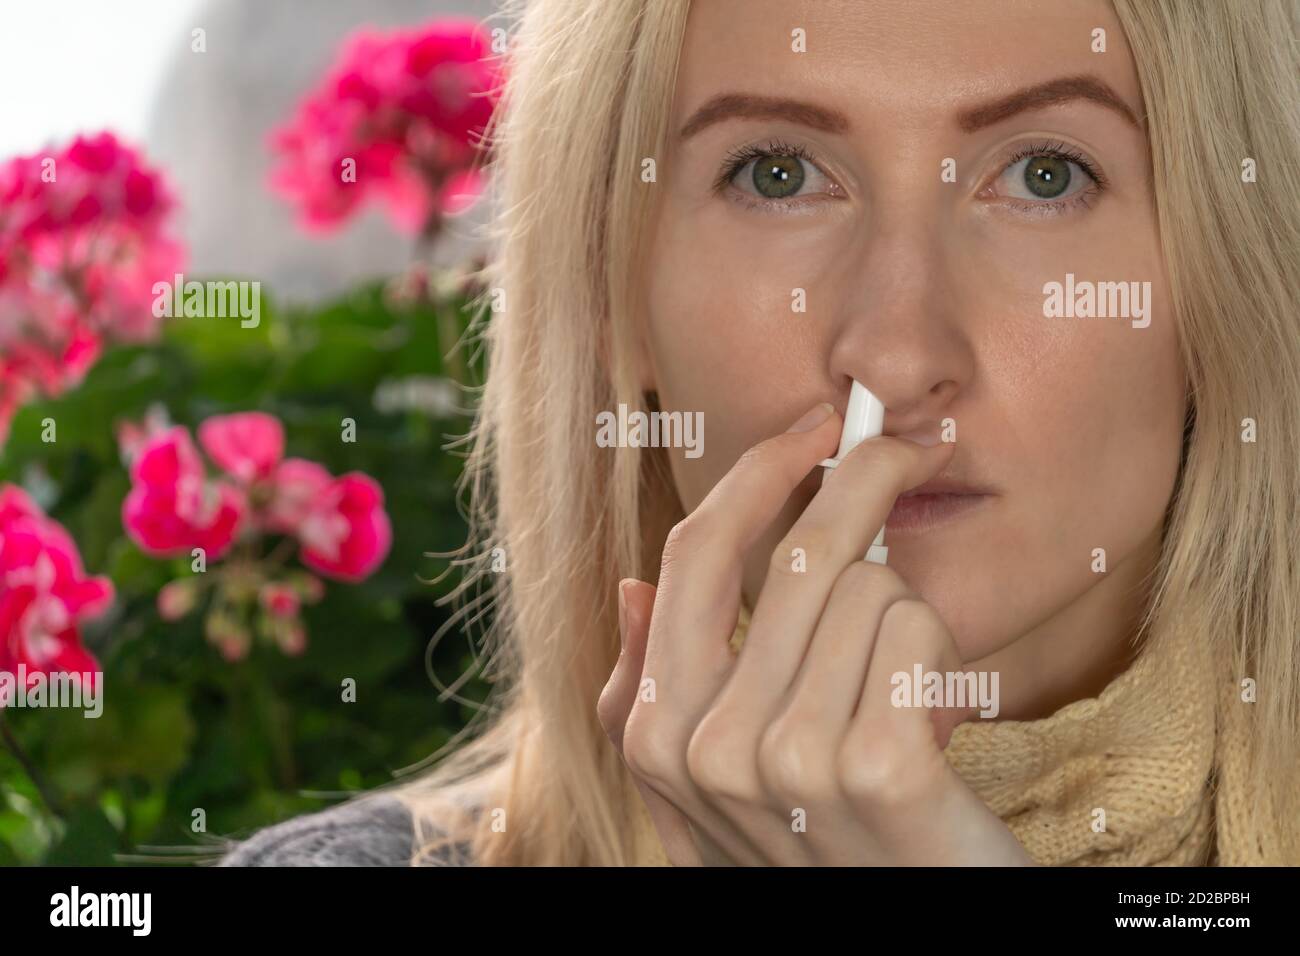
[0, 0, 504, 864]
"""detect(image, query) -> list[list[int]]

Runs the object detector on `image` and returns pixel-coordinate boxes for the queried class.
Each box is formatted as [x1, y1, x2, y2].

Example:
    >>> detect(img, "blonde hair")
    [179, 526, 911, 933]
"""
[1110, 0, 1300, 861]
[393, 0, 1300, 865]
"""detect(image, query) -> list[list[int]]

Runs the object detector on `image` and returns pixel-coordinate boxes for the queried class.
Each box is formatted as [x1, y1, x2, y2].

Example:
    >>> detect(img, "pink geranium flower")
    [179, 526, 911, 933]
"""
[198, 412, 285, 484]
[118, 410, 391, 659]
[269, 18, 504, 236]
[0, 485, 109, 702]
[297, 473, 393, 582]
[121, 427, 246, 560]
[0, 132, 184, 447]
[188, 412, 392, 580]
[263, 458, 332, 535]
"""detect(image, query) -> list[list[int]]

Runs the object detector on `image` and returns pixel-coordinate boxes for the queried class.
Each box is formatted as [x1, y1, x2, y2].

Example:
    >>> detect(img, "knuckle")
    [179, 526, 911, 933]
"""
[620, 711, 678, 784]
[757, 719, 834, 803]
[661, 513, 719, 571]
[836, 735, 924, 809]
[685, 713, 754, 801]
[595, 672, 626, 737]
[662, 516, 699, 557]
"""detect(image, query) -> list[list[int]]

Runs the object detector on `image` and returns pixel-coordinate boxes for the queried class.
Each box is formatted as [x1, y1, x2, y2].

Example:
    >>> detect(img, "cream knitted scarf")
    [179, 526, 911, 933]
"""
[629, 603, 1289, 866]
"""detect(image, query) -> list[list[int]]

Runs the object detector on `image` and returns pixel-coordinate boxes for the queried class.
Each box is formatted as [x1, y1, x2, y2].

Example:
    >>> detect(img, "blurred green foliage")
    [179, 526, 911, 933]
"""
[0, 279, 490, 865]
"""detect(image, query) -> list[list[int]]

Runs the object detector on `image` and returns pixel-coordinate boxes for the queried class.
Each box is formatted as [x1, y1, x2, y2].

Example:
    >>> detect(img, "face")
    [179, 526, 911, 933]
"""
[638, 0, 1187, 698]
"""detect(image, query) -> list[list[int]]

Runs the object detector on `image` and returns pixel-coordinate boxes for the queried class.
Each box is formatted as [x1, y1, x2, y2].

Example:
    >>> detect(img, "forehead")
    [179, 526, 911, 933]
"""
[672, 0, 1141, 131]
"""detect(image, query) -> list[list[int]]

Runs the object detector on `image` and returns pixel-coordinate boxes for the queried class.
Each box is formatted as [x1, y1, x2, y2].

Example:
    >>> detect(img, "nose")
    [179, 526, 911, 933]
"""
[825, 223, 975, 435]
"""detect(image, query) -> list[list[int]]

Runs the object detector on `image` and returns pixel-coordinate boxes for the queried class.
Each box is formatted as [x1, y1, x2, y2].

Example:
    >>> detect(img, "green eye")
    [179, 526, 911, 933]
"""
[753, 155, 806, 199]
[1023, 155, 1071, 198]
[718, 142, 836, 207]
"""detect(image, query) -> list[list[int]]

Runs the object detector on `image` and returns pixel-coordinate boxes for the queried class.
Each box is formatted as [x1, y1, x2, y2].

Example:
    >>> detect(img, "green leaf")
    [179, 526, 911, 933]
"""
[44, 804, 119, 866]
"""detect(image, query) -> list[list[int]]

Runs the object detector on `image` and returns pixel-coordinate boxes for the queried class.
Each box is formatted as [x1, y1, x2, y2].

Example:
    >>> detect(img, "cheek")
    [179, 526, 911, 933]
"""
[642, 202, 831, 512]
[932, 269, 1185, 659]
[1010, 295, 1184, 554]
[981, 226, 1186, 543]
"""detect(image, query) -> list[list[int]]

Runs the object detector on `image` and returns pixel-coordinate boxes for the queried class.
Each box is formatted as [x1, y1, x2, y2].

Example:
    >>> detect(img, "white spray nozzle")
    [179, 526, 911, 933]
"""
[820, 379, 889, 565]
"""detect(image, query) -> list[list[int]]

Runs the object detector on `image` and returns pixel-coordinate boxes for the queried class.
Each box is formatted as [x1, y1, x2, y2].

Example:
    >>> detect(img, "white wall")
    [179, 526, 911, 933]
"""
[0, 0, 204, 157]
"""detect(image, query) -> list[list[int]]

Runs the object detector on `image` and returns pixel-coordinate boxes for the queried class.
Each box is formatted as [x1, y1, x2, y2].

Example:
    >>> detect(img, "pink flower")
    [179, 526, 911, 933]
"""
[269, 18, 503, 235]
[264, 458, 332, 534]
[0, 484, 109, 701]
[122, 427, 245, 559]
[0, 484, 36, 524]
[2, 133, 172, 238]
[198, 412, 285, 484]
[120, 411, 392, 659]
[0, 133, 184, 447]
[190, 416, 382, 570]
[297, 473, 392, 582]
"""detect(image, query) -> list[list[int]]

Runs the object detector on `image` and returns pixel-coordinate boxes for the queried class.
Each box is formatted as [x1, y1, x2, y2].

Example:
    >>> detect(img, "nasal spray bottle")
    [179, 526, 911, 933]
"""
[819, 379, 889, 565]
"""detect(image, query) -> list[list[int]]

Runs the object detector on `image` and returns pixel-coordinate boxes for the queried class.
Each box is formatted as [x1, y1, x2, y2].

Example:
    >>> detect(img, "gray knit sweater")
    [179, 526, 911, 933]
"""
[220, 795, 465, 867]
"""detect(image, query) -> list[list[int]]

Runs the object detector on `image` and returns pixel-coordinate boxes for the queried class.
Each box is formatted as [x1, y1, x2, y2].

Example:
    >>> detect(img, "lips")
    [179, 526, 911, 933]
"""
[887, 479, 995, 533]
[897, 478, 989, 499]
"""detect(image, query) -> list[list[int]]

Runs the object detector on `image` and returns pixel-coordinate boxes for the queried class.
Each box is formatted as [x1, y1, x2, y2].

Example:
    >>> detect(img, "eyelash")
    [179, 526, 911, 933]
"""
[1006, 140, 1107, 188]
[712, 137, 1109, 213]
[711, 138, 827, 207]
[998, 139, 1109, 213]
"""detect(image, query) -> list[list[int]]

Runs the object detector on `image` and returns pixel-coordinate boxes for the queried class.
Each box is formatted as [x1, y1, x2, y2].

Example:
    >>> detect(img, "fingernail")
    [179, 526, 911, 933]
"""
[788, 402, 833, 433]
[617, 580, 630, 650]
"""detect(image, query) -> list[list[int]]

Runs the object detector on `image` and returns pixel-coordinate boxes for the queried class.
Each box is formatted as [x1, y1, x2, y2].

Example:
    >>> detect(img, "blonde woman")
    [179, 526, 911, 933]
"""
[222, 0, 1300, 866]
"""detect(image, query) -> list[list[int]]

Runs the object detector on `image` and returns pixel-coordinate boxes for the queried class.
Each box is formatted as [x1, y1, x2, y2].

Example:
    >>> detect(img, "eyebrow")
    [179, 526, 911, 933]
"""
[678, 93, 850, 140]
[676, 75, 1141, 142]
[957, 75, 1141, 131]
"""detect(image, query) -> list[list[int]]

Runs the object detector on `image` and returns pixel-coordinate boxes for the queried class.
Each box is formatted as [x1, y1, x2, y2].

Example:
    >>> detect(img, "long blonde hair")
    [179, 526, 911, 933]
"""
[394, 0, 1300, 865]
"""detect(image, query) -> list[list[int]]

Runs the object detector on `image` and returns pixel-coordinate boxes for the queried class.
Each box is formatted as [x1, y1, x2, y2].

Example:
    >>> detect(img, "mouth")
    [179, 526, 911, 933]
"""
[886, 480, 996, 534]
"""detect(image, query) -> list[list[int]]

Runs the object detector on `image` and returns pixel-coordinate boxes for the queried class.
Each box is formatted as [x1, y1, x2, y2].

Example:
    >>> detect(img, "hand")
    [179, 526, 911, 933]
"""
[597, 403, 1037, 866]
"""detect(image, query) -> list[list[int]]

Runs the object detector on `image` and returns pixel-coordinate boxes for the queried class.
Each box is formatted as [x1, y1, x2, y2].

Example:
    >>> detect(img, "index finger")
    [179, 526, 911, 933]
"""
[641, 403, 841, 715]
[725, 432, 955, 696]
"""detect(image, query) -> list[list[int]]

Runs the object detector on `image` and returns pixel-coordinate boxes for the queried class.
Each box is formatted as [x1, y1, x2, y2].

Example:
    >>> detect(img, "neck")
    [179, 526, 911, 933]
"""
[971, 526, 1163, 722]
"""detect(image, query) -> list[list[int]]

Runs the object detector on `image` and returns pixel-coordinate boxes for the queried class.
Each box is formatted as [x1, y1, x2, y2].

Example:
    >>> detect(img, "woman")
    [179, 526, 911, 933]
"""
[222, 0, 1300, 866]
